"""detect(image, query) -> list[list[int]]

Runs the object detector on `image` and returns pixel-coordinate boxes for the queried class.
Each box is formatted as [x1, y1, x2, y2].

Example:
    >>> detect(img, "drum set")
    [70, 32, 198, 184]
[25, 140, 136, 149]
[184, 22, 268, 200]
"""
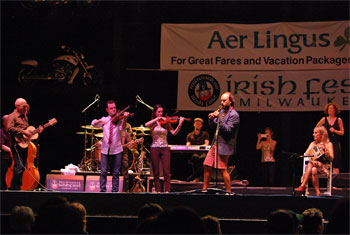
[77, 124, 151, 172]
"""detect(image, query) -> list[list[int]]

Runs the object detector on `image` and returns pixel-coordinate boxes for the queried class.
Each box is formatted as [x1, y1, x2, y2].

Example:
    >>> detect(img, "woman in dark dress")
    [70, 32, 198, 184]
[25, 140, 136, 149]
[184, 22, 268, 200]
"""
[316, 103, 344, 174]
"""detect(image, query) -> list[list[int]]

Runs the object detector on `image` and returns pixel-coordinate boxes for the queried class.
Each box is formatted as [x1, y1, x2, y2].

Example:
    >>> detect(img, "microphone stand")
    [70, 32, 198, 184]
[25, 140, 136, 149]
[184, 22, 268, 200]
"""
[206, 109, 226, 194]
[80, 96, 100, 171]
[82, 96, 99, 113]
[213, 113, 220, 188]
[282, 151, 304, 196]
[136, 95, 154, 111]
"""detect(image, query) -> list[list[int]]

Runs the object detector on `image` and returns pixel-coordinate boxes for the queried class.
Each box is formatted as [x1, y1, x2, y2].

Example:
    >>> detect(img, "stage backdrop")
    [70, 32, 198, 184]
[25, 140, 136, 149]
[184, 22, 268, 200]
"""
[161, 21, 350, 71]
[161, 21, 350, 111]
[177, 70, 349, 111]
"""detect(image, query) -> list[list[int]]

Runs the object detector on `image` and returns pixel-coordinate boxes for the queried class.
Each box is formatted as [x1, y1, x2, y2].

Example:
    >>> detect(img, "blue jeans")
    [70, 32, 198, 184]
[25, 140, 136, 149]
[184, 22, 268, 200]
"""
[100, 152, 122, 192]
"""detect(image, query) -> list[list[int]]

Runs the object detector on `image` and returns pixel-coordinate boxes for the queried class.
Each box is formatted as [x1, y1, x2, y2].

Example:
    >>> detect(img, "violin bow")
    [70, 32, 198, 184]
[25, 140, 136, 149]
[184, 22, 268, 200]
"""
[116, 105, 130, 116]
[111, 105, 130, 122]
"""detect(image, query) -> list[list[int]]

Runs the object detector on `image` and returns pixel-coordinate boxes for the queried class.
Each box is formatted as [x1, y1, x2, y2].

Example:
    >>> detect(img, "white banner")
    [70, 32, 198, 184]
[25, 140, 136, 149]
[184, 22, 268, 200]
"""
[161, 22, 350, 71]
[178, 70, 350, 111]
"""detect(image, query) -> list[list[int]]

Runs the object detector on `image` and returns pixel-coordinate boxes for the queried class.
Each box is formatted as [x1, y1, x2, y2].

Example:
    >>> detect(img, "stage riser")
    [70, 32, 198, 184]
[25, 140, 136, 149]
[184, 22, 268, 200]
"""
[1, 191, 343, 221]
[333, 173, 350, 188]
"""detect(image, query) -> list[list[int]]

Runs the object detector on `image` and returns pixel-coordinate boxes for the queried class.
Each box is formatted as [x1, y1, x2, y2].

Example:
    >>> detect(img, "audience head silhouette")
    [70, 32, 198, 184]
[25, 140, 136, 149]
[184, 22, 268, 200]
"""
[10, 206, 35, 234]
[35, 196, 88, 234]
[266, 209, 299, 234]
[201, 215, 222, 234]
[153, 206, 205, 234]
[325, 198, 349, 234]
[302, 208, 324, 234]
[137, 203, 163, 223]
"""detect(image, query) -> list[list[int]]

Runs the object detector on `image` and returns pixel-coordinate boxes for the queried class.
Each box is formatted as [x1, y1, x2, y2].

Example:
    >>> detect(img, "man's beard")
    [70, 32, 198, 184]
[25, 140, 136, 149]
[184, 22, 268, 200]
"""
[223, 104, 230, 110]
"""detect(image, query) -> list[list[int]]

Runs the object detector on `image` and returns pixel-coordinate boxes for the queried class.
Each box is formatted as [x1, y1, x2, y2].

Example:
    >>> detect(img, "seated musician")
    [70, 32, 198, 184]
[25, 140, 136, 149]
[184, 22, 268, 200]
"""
[186, 118, 210, 181]
[295, 126, 334, 196]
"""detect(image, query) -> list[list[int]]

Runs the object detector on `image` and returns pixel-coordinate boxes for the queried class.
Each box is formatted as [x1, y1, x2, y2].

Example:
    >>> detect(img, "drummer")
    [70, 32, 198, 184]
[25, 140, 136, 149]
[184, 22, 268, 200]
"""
[121, 123, 137, 192]
[121, 124, 150, 191]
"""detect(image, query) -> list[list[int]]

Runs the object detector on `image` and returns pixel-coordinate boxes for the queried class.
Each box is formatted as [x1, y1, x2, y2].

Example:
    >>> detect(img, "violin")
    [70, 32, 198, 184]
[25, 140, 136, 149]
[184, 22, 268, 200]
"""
[111, 105, 134, 123]
[159, 116, 191, 125]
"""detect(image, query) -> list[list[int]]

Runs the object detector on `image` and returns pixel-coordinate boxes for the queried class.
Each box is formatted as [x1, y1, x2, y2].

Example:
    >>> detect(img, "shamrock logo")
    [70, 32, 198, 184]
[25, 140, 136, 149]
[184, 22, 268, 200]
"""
[334, 26, 350, 52]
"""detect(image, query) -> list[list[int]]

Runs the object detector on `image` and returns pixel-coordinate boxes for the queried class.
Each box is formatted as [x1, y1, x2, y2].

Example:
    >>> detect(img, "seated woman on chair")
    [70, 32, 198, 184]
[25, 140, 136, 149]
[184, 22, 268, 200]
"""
[295, 126, 334, 196]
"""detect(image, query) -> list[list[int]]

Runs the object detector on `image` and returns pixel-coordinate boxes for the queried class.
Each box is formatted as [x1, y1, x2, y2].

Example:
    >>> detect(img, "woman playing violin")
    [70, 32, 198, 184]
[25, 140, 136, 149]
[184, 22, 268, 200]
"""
[295, 126, 334, 196]
[145, 104, 185, 193]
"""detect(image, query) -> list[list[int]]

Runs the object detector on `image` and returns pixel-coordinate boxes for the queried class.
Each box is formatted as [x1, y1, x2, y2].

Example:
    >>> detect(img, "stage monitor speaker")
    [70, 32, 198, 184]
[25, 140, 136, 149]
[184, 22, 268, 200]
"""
[85, 175, 123, 192]
[46, 174, 84, 192]
[332, 173, 350, 188]
[147, 176, 164, 192]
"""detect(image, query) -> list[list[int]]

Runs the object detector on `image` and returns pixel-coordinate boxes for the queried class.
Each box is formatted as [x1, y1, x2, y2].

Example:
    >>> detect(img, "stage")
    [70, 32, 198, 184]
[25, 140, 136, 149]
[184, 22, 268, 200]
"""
[1, 181, 349, 234]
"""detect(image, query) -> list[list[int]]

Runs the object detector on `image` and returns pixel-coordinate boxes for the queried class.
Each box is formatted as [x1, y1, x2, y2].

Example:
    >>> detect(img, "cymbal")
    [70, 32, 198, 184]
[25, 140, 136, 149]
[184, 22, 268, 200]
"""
[81, 125, 103, 130]
[132, 126, 150, 131]
[94, 132, 104, 138]
[136, 133, 151, 136]
[76, 132, 93, 135]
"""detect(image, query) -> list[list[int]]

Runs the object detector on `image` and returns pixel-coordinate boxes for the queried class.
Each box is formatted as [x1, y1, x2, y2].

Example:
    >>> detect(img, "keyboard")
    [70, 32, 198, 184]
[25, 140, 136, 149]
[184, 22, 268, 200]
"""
[168, 145, 211, 152]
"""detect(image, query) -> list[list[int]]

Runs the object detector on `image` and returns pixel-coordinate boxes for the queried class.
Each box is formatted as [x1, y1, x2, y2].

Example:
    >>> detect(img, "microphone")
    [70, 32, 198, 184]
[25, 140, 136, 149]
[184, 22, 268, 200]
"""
[95, 94, 100, 107]
[135, 95, 138, 108]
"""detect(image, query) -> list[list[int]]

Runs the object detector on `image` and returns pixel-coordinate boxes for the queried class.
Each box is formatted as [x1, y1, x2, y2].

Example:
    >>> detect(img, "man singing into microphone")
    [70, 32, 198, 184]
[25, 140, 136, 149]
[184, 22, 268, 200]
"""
[202, 92, 240, 194]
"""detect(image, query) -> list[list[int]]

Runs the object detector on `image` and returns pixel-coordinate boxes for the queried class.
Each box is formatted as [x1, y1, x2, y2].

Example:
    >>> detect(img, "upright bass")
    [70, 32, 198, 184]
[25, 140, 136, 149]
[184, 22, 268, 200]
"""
[6, 142, 40, 190]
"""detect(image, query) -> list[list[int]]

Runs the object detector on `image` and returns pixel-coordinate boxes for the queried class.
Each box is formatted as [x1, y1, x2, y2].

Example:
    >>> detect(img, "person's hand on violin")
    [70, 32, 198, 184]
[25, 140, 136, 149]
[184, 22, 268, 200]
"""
[123, 111, 130, 118]
[156, 116, 166, 122]
[158, 116, 186, 125]
[179, 116, 185, 125]
[208, 110, 220, 120]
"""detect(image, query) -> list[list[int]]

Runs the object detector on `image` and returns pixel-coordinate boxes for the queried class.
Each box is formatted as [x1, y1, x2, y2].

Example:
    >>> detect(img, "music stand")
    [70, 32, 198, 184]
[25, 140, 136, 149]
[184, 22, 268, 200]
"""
[282, 151, 310, 196]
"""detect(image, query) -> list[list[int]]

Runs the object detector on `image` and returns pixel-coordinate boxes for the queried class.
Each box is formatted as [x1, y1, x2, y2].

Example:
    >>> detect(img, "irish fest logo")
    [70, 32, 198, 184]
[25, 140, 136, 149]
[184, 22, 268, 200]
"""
[188, 74, 220, 107]
[334, 26, 350, 52]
